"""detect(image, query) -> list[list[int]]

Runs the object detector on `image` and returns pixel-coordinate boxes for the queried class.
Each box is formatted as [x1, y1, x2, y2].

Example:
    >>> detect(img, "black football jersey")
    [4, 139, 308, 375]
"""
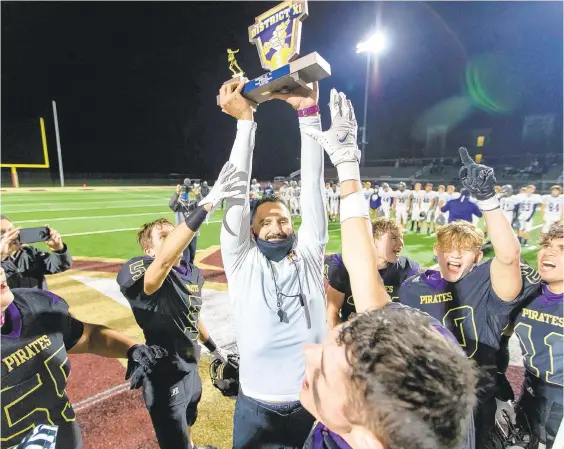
[117, 256, 204, 374]
[1, 289, 84, 449]
[324, 254, 422, 321]
[514, 283, 563, 403]
[399, 260, 541, 399]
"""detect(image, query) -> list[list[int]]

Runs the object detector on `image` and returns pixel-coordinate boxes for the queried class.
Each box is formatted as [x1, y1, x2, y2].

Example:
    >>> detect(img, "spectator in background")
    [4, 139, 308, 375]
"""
[169, 182, 199, 264]
[0, 215, 72, 289]
[440, 189, 483, 224]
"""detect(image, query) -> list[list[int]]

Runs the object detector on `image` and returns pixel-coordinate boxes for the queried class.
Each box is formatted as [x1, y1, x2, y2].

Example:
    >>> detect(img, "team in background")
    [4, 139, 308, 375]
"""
[2, 81, 563, 449]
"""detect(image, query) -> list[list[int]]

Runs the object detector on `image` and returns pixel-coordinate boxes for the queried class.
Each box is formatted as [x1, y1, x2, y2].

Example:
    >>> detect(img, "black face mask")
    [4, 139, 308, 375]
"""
[255, 233, 296, 262]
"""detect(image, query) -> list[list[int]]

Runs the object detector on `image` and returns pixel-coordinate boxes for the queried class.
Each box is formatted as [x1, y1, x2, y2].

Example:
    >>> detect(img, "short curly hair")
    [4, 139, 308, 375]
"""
[540, 222, 563, 247]
[337, 306, 477, 449]
[372, 218, 402, 240]
[436, 220, 484, 252]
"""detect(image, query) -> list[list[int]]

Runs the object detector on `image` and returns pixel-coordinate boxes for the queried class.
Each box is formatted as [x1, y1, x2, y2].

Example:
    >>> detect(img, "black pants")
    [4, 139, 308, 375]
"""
[475, 396, 497, 449]
[516, 386, 563, 448]
[142, 369, 202, 449]
[233, 390, 315, 449]
[182, 236, 198, 265]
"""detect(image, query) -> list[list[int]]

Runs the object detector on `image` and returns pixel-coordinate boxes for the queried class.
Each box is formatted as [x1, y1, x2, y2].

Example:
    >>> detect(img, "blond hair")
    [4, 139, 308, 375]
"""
[435, 220, 484, 252]
[372, 218, 402, 240]
[137, 218, 173, 251]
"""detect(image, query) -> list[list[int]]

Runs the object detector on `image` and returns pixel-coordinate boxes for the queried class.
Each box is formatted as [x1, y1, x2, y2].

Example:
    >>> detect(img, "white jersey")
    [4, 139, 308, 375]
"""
[363, 188, 374, 206]
[501, 195, 519, 213]
[543, 195, 563, 218]
[290, 186, 300, 198]
[518, 194, 541, 221]
[411, 190, 425, 210]
[421, 191, 438, 210]
[437, 192, 449, 207]
[250, 183, 261, 195]
[395, 190, 411, 210]
[379, 188, 394, 209]
[221, 118, 328, 403]
[328, 189, 339, 205]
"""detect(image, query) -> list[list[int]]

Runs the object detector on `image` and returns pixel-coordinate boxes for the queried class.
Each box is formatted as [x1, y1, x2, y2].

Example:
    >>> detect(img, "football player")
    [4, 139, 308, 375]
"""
[117, 162, 239, 449]
[435, 184, 449, 227]
[301, 91, 476, 449]
[325, 217, 421, 329]
[421, 183, 439, 235]
[399, 149, 540, 448]
[328, 183, 340, 222]
[517, 184, 542, 246]
[513, 222, 563, 449]
[362, 181, 374, 210]
[378, 182, 393, 219]
[1, 267, 166, 449]
[410, 182, 424, 233]
[499, 185, 519, 228]
[542, 185, 563, 233]
[289, 180, 301, 216]
[250, 178, 261, 199]
[393, 181, 412, 228]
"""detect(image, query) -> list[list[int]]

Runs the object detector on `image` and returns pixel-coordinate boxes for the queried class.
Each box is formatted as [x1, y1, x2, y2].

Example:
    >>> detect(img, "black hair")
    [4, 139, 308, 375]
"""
[250, 195, 288, 224]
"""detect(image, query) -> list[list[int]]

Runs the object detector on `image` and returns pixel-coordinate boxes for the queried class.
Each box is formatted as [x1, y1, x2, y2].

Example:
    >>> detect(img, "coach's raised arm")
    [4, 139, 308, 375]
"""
[218, 81, 329, 449]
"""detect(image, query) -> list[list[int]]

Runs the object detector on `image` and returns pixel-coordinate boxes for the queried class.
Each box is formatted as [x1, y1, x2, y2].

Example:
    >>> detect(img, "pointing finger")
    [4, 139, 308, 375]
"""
[459, 147, 474, 166]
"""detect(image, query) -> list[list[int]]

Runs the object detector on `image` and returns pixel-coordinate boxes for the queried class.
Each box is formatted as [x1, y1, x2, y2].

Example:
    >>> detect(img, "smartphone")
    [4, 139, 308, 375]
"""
[18, 227, 50, 244]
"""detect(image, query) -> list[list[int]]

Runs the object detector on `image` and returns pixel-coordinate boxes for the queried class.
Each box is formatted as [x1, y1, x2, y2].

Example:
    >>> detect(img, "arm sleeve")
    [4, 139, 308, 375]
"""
[169, 193, 180, 212]
[326, 255, 350, 293]
[39, 245, 73, 275]
[220, 120, 257, 260]
[40, 291, 85, 350]
[1, 258, 19, 286]
[472, 203, 483, 218]
[296, 115, 328, 252]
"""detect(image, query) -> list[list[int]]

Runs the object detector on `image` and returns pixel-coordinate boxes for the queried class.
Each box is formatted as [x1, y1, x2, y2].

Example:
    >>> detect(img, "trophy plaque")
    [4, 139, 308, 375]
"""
[218, 0, 331, 106]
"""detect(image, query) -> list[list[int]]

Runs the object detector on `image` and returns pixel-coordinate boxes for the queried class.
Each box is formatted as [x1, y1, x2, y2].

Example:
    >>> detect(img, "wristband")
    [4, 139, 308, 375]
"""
[203, 337, 217, 353]
[336, 161, 361, 183]
[476, 196, 500, 211]
[340, 190, 370, 223]
[185, 206, 208, 232]
[297, 105, 320, 117]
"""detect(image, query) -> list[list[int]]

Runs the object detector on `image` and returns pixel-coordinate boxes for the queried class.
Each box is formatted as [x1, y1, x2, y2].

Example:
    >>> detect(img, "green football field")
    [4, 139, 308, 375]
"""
[2, 188, 542, 267]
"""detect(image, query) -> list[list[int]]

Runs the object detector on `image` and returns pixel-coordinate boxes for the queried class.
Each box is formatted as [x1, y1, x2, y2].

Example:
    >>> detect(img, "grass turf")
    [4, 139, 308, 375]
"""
[3, 189, 542, 265]
[2, 188, 543, 448]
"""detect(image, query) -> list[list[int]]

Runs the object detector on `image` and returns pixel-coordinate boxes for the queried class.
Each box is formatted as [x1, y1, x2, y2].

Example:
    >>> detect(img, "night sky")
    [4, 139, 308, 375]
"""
[2, 1, 562, 179]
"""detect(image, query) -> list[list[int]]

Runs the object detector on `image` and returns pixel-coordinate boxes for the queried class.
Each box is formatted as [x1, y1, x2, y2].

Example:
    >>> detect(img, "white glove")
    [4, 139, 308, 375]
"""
[199, 161, 246, 209]
[494, 398, 517, 426]
[301, 89, 361, 181]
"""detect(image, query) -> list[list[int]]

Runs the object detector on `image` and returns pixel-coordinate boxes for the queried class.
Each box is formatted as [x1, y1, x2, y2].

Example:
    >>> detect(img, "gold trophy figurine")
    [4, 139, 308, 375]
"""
[227, 49, 245, 78]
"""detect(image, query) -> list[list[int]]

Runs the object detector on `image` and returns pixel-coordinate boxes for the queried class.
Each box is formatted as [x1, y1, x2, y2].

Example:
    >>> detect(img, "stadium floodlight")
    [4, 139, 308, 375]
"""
[356, 31, 387, 167]
[356, 32, 386, 54]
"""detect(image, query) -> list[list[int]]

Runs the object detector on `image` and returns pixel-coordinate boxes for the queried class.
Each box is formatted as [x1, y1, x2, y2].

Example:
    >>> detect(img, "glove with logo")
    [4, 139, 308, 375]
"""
[199, 161, 247, 218]
[459, 147, 499, 210]
[302, 89, 361, 182]
[125, 344, 168, 390]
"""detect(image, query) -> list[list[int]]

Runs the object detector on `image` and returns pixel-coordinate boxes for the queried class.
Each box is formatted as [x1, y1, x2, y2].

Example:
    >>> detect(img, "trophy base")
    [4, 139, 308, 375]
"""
[217, 52, 331, 107]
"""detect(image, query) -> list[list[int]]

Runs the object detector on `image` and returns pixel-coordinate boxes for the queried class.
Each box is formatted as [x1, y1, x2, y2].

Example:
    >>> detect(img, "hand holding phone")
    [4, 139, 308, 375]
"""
[18, 227, 50, 244]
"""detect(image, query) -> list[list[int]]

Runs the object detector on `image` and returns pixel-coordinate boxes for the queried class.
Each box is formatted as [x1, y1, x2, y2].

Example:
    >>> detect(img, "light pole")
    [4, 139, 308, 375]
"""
[356, 32, 386, 166]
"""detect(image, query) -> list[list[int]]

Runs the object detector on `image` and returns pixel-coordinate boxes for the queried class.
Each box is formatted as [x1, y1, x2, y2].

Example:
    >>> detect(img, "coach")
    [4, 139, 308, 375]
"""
[218, 80, 327, 449]
[0, 215, 72, 289]
[441, 188, 483, 223]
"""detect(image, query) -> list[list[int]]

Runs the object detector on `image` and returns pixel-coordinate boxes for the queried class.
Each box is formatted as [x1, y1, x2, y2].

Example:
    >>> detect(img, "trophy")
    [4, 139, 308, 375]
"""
[218, 0, 331, 106]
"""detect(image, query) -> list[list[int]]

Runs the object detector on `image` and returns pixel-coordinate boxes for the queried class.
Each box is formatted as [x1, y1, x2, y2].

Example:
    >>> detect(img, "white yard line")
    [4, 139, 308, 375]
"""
[73, 382, 131, 412]
[61, 219, 223, 237]
[3, 203, 170, 214]
[16, 211, 174, 224]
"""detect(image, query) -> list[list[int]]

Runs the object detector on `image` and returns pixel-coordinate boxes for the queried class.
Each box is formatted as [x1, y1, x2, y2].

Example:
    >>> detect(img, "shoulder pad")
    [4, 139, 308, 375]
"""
[117, 256, 153, 290]
[14, 289, 70, 316]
